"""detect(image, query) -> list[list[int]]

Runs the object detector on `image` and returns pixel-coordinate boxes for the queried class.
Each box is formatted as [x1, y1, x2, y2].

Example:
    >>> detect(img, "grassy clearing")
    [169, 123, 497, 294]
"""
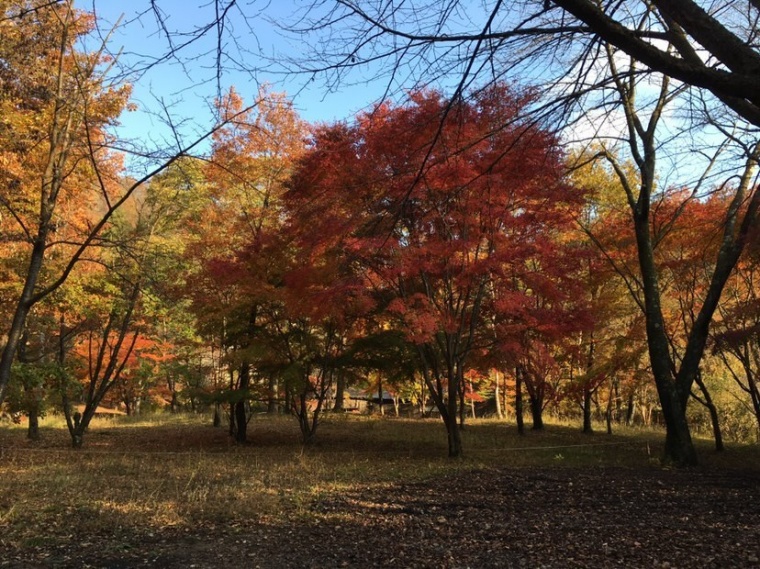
[0, 413, 757, 548]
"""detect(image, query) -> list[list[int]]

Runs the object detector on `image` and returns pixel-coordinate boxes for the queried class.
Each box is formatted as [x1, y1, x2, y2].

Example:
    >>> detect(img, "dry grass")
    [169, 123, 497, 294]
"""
[0, 412, 757, 549]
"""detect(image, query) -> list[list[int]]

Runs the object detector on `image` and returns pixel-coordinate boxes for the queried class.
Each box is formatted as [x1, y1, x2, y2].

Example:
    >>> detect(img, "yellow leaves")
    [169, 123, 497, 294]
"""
[567, 146, 636, 219]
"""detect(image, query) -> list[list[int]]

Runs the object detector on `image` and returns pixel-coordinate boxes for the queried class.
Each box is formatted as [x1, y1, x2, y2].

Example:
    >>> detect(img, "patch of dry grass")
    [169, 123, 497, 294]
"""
[0, 412, 757, 549]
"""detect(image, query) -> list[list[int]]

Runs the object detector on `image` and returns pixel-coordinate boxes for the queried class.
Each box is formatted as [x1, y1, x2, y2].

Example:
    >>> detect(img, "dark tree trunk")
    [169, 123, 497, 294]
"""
[582, 384, 594, 434]
[228, 368, 236, 436]
[458, 368, 467, 430]
[27, 409, 39, 441]
[234, 360, 250, 444]
[693, 369, 724, 452]
[445, 412, 463, 458]
[582, 330, 595, 434]
[634, 212, 698, 466]
[529, 395, 544, 431]
[515, 367, 524, 436]
[228, 402, 236, 437]
[168, 376, 178, 413]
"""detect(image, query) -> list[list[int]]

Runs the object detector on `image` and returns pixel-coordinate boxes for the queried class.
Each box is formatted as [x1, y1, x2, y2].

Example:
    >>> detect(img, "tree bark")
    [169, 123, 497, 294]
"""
[234, 360, 250, 444]
[332, 370, 345, 412]
[693, 369, 724, 452]
[515, 366, 525, 436]
[494, 370, 504, 420]
[625, 392, 635, 426]
[582, 383, 593, 434]
[529, 394, 544, 431]
[27, 408, 39, 441]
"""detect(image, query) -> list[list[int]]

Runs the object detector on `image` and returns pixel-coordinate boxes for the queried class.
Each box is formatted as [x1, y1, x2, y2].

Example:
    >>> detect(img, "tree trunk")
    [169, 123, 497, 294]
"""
[606, 387, 614, 435]
[458, 368, 467, 430]
[634, 213, 698, 466]
[582, 383, 594, 434]
[168, 376, 178, 413]
[582, 329, 595, 434]
[228, 402, 236, 437]
[515, 367, 524, 436]
[71, 411, 84, 448]
[529, 394, 544, 431]
[494, 371, 504, 420]
[332, 370, 345, 412]
[0, 240, 46, 404]
[234, 360, 250, 444]
[693, 369, 724, 452]
[443, 411, 463, 457]
[228, 368, 236, 437]
[267, 376, 279, 414]
[625, 392, 635, 426]
[27, 408, 39, 441]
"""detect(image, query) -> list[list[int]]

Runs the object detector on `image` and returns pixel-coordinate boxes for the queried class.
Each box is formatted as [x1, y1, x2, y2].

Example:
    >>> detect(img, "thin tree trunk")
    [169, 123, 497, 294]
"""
[515, 366, 524, 436]
[494, 370, 504, 420]
[693, 369, 724, 452]
[583, 383, 594, 434]
[625, 392, 635, 426]
[582, 329, 595, 433]
[606, 386, 614, 435]
[234, 360, 250, 443]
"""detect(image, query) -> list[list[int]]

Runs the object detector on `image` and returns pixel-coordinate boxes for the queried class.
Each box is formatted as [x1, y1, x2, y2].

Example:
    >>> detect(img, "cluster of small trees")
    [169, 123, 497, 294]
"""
[0, 1, 759, 467]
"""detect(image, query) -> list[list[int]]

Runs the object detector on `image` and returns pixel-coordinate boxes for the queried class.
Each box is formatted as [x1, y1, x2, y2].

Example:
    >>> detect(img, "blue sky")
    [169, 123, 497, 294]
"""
[90, 1, 390, 154]
[87, 1, 744, 191]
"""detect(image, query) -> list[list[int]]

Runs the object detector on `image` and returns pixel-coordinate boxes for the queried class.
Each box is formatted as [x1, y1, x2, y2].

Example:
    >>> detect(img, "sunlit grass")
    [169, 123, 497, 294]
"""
[0, 411, 757, 549]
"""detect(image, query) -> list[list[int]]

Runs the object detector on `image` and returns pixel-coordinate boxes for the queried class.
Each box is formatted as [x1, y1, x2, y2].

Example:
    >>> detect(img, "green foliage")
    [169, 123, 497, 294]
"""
[6, 361, 71, 418]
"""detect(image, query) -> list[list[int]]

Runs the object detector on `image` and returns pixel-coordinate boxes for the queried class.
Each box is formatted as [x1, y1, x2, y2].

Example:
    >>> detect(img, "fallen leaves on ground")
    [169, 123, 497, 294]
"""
[3, 466, 759, 568]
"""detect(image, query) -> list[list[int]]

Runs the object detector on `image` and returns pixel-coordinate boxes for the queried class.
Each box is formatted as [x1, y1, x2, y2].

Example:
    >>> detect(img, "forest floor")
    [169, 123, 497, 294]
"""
[1, 415, 759, 568]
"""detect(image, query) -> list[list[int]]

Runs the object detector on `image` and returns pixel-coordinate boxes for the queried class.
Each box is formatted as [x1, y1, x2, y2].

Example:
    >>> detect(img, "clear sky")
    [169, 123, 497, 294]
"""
[90, 1, 390, 157]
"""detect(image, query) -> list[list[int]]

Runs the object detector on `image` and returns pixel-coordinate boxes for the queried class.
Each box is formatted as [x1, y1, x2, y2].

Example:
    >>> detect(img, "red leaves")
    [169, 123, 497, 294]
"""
[286, 84, 588, 383]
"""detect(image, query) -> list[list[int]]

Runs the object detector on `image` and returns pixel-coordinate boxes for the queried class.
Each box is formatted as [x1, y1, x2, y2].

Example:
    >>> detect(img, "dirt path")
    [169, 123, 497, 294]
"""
[4, 466, 760, 568]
